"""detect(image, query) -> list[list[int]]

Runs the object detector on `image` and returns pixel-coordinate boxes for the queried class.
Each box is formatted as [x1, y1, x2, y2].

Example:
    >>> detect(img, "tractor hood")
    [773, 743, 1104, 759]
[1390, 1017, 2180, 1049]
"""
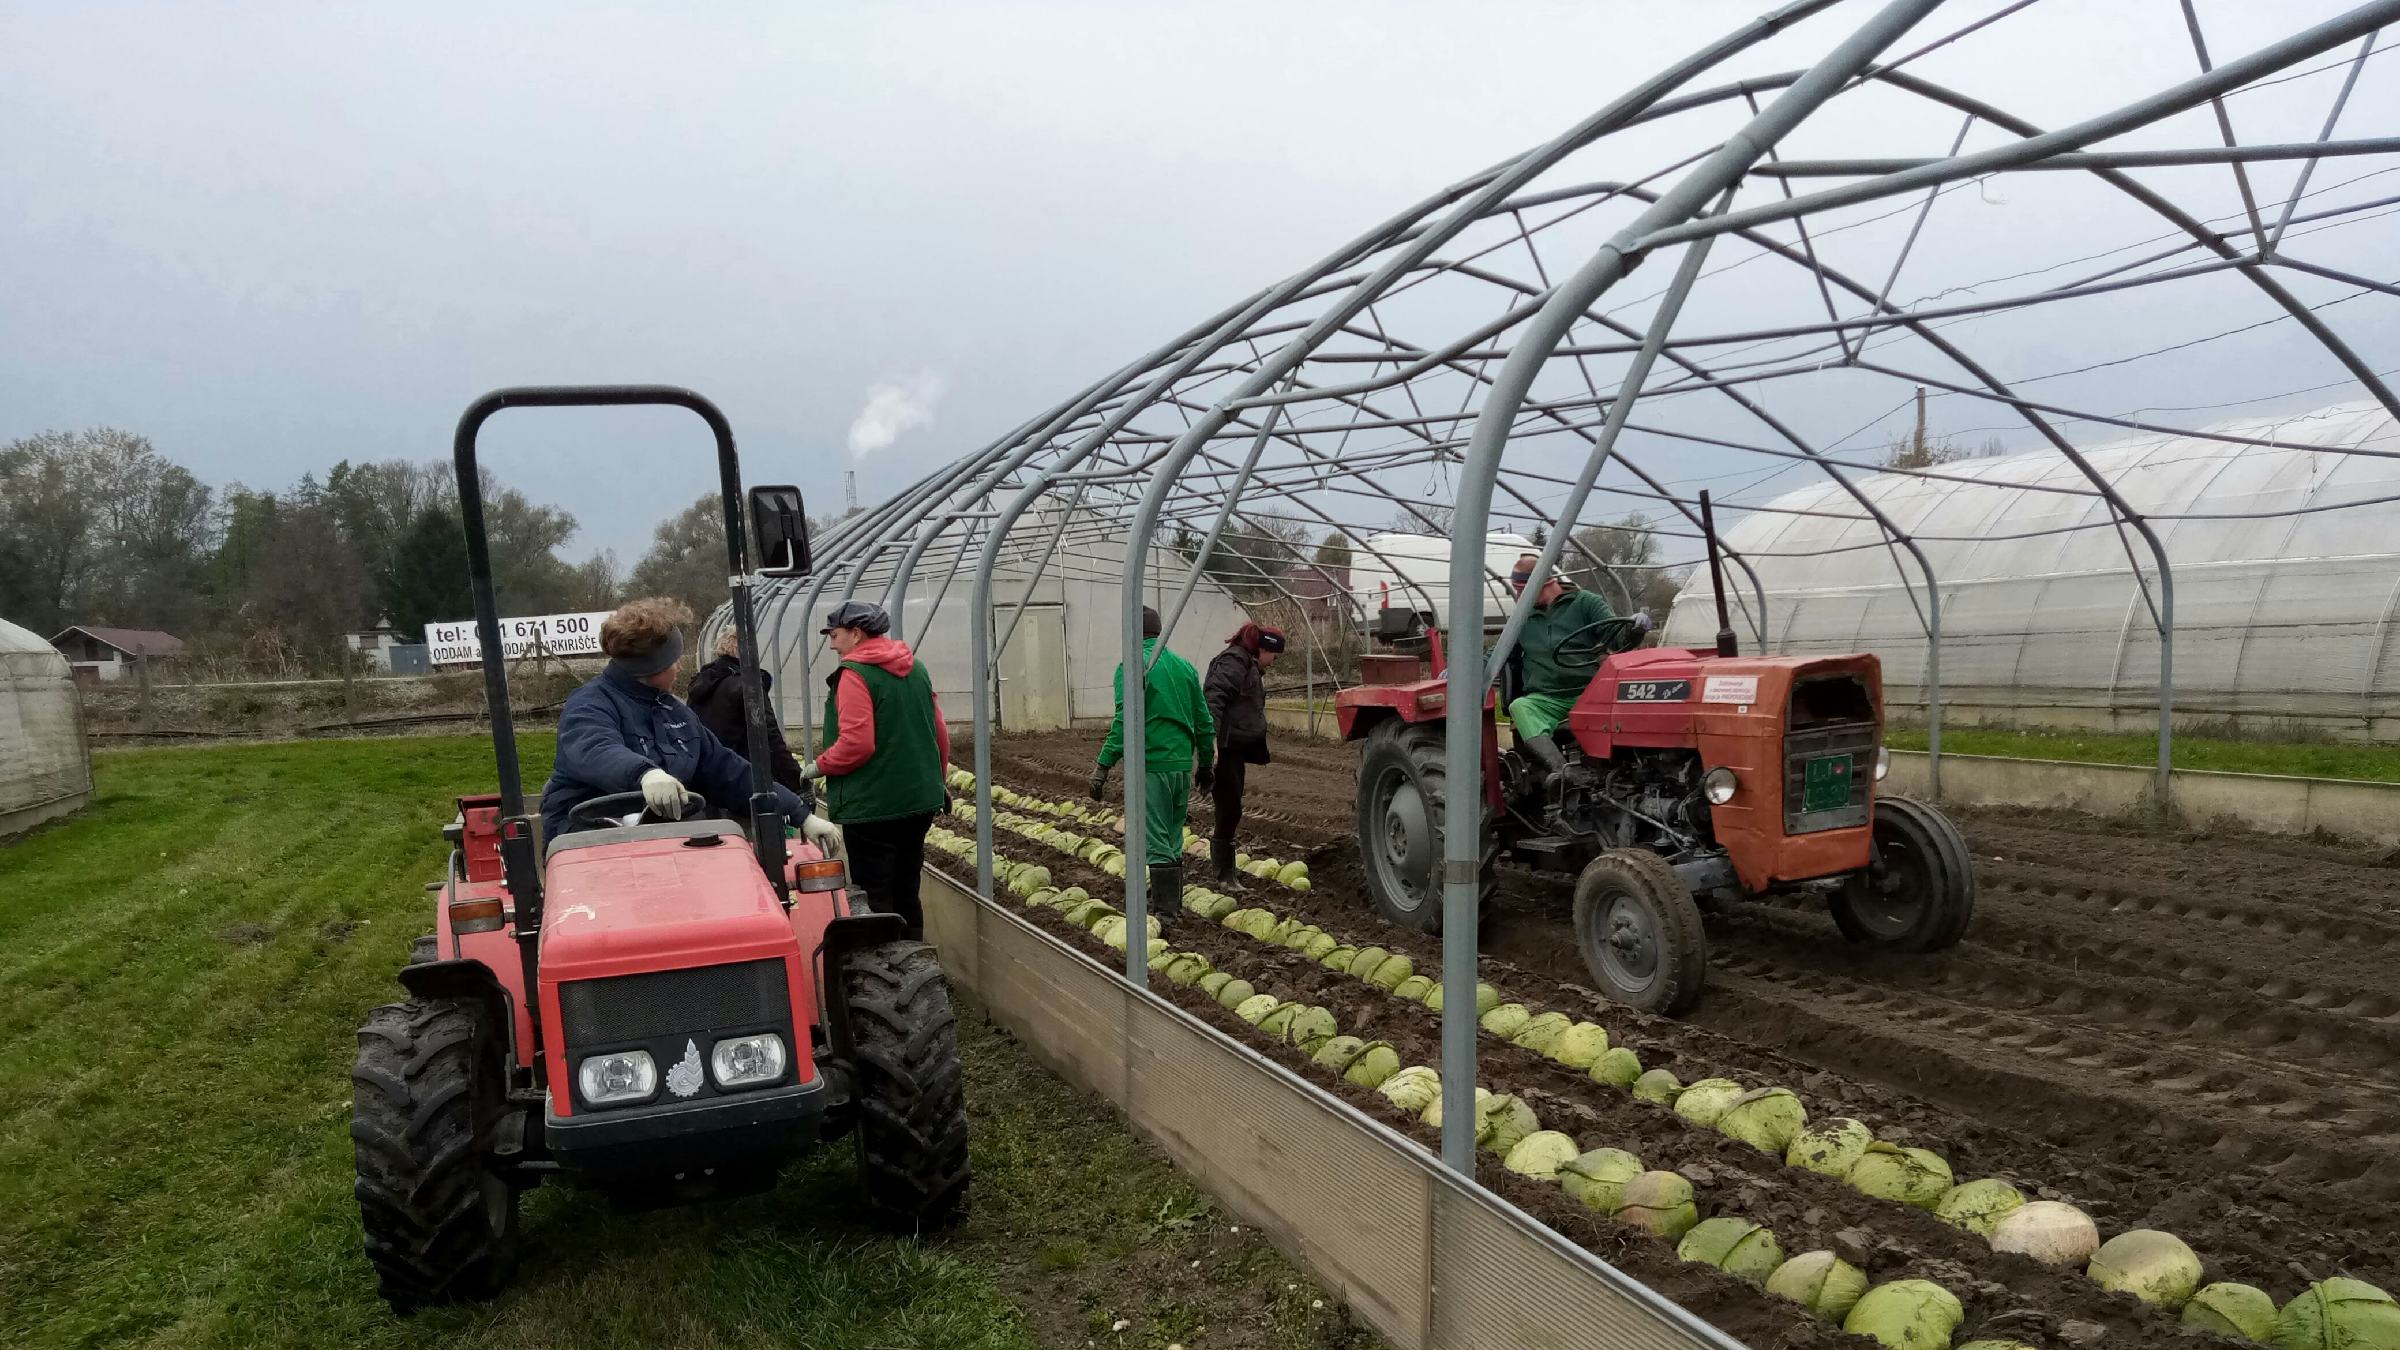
[539, 831, 797, 984]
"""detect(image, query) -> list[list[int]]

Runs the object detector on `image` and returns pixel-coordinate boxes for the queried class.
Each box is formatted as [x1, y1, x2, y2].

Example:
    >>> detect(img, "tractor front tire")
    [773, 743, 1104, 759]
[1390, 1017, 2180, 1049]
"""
[842, 939, 971, 1228]
[1355, 719, 1494, 933]
[1573, 850, 1708, 1015]
[351, 997, 518, 1311]
[1830, 794, 1976, 952]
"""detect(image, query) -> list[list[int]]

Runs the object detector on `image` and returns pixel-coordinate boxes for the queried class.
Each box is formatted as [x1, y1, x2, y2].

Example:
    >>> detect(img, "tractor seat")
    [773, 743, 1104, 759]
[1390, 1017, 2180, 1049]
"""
[545, 818, 745, 861]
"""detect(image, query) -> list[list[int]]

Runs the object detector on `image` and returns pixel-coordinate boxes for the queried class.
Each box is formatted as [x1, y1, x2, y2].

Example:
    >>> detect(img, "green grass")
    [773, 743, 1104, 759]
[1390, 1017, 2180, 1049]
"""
[0, 736, 1375, 1350]
[1884, 724, 2400, 783]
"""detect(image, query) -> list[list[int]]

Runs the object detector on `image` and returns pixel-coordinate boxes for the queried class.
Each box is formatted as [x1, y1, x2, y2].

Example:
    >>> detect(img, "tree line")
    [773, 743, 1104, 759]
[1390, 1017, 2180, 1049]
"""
[0, 427, 756, 676]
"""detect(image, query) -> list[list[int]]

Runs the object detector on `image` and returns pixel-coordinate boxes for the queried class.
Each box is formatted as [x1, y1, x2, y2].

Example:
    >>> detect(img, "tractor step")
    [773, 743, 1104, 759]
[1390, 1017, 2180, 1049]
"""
[1512, 835, 1583, 870]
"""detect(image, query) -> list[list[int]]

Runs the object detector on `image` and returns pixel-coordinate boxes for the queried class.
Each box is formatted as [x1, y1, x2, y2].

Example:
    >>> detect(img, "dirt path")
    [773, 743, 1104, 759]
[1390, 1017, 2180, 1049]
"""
[980, 727, 2400, 1332]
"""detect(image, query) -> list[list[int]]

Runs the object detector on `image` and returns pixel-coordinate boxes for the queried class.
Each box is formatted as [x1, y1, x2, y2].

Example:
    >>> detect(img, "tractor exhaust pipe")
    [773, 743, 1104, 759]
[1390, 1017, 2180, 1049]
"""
[1700, 490, 1738, 658]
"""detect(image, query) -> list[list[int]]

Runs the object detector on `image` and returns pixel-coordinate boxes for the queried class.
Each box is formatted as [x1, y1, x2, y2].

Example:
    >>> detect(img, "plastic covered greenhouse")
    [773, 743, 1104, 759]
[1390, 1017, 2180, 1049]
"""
[1663, 402, 2400, 737]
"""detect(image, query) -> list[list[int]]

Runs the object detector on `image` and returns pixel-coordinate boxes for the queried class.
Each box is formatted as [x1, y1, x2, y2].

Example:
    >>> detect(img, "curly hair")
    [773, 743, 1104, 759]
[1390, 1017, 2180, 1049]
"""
[600, 597, 694, 660]
[714, 626, 744, 658]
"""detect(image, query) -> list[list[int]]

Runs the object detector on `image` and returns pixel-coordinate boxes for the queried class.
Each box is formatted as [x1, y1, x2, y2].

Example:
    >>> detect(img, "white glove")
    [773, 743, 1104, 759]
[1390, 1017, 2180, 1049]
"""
[801, 757, 825, 784]
[800, 813, 844, 858]
[639, 768, 687, 820]
[1632, 610, 1655, 633]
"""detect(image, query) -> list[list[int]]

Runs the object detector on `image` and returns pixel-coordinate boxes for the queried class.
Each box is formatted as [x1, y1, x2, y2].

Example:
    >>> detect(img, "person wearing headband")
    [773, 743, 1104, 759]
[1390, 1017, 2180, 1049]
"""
[813, 598, 951, 940]
[538, 596, 831, 854]
[1201, 622, 1286, 884]
[1505, 553, 1651, 821]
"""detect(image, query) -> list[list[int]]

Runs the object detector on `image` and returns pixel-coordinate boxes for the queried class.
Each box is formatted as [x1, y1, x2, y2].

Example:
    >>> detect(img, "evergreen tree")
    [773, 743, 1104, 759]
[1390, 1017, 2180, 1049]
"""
[384, 508, 474, 641]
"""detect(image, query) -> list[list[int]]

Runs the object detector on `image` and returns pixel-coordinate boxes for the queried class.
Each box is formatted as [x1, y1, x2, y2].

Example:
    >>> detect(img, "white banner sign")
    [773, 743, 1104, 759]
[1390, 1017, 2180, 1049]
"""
[426, 612, 611, 666]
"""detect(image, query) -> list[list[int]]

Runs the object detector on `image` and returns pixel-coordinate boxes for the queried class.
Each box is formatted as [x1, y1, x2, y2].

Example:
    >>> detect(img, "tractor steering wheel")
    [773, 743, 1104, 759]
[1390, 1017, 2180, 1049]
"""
[1556, 615, 1647, 667]
[566, 788, 706, 833]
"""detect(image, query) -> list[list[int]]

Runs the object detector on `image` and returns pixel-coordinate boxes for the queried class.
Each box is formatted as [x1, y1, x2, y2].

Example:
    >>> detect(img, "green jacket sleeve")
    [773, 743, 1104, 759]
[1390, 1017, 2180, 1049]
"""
[1097, 661, 1127, 769]
[1185, 657, 1216, 766]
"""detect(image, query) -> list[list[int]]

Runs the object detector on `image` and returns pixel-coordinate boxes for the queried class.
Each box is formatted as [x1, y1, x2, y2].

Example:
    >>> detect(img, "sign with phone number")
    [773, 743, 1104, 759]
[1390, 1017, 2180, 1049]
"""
[426, 612, 612, 666]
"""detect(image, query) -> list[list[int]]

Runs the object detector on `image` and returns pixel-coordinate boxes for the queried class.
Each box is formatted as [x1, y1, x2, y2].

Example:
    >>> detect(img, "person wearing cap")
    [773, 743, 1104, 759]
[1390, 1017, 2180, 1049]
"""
[539, 596, 832, 852]
[815, 599, 950, 939]
[1506, 553, 1651, 812]
[1201, 622, 1286, 884]
[1089, 606, 1214, 918]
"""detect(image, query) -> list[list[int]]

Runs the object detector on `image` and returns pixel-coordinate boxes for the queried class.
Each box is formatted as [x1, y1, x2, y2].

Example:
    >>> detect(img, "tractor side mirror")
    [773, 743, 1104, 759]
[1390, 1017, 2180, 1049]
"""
[748, 485, 812, 577]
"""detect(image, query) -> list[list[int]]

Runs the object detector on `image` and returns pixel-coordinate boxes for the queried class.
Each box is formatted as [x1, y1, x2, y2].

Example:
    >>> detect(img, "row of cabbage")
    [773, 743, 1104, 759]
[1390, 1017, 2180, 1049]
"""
[943, 778, 2396, 1350]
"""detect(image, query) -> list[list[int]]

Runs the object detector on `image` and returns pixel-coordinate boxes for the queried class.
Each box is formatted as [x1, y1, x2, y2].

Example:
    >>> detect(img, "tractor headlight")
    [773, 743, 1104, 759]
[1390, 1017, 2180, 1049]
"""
[577, 1050, 657, 1106]
[710, 1034, 788, 1090]
[1874, 746, 1891, 782]
[1703, 766, 1739, 805]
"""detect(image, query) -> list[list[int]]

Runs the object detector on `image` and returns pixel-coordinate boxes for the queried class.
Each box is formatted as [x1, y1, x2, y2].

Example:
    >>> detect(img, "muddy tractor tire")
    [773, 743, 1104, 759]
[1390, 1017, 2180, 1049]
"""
[1830, 793, 1976, 952]
[1355, 719, 1495, 933]
[1573, 849, 1708, 1015]
[351, 997, 519, 1311]
[842, 939, 972, 1228]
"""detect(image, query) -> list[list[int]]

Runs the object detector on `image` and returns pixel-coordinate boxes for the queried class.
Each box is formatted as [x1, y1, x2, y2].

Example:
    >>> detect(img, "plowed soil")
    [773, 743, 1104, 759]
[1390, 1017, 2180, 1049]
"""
[978, 728, 2400, 1348]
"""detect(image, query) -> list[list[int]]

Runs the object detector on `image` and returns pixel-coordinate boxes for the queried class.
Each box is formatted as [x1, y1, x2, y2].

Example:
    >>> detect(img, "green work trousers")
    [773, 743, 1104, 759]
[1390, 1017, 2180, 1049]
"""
[1507, 691, 1579, 741]
[1141, 770, 1191, 866]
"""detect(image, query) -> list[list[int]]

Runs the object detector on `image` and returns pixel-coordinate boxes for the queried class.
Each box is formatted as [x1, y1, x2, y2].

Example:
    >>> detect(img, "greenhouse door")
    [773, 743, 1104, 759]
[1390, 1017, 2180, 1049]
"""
[1000, 605, 1070, 731]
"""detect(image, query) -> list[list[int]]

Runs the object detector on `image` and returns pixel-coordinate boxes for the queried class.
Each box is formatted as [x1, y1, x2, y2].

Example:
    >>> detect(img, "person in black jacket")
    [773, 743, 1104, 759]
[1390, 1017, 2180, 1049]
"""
[685, 627, 807, 793]
[1201, 623, 1286, 884]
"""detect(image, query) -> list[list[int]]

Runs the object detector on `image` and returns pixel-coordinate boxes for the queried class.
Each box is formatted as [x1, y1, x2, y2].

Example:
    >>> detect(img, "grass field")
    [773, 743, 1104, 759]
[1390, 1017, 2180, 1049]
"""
[0, 737, 1376, 1350]
[1884, 724, 2400, 782]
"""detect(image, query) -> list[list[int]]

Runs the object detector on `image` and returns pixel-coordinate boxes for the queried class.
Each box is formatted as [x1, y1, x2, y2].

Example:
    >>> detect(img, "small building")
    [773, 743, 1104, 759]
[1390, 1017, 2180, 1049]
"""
[3, 616, 92, 835]
[48, 626, 186, 684]
[345, 616, 404, 672]
[1279, 562, 1354, 621]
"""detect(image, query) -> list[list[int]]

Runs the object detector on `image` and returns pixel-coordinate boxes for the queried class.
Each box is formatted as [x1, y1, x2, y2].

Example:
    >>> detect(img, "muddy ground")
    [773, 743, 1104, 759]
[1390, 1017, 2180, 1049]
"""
[975, 727, 2400, 1349]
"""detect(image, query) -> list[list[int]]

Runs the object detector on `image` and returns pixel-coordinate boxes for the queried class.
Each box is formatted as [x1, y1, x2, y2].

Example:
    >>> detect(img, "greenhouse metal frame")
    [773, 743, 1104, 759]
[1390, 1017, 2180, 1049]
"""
[720, 0, 2400, 1176]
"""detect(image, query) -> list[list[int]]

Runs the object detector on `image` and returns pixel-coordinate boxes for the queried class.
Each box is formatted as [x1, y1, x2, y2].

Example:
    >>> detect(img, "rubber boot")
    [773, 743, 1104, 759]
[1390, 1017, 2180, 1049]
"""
[1149, 862, 1185, 921]
[1210, 838, 1240, 887]
[1517, 733, 1574, 832]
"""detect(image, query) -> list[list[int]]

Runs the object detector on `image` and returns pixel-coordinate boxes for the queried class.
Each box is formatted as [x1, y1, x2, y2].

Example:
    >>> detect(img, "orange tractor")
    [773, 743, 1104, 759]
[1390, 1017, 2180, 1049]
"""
[1334, 500, 1971, 1014]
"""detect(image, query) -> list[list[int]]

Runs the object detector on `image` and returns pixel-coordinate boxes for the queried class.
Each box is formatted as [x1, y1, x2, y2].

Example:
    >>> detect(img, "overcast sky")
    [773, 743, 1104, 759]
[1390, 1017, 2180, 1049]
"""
[6, 1, 2394, 562]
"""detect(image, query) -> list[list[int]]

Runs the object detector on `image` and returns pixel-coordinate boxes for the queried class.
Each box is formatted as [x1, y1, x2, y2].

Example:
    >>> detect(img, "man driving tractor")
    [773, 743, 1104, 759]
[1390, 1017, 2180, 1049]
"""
[1505, 554, 1651, 819]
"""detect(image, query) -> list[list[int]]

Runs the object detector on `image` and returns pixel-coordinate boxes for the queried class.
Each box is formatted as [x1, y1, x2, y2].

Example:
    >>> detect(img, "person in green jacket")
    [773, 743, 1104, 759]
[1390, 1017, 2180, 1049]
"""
[1089, 606, 1215, 918]
[1506, 554, 1650, 815]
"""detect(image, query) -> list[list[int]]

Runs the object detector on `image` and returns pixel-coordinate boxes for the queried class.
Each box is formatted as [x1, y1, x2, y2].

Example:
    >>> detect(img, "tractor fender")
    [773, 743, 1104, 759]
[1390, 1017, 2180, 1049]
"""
[812, 912, 907, 1064]
[398, 956, 519, 1066]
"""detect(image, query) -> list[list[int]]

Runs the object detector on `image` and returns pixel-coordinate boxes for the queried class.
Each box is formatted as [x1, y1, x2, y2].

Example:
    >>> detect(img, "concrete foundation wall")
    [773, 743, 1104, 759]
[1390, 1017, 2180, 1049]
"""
[1888, 750, 2400, 849]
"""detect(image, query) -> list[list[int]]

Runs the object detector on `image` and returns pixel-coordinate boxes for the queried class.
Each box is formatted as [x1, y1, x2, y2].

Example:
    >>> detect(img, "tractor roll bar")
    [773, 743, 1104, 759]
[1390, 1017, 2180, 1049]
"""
[452, 386, 793, 1027]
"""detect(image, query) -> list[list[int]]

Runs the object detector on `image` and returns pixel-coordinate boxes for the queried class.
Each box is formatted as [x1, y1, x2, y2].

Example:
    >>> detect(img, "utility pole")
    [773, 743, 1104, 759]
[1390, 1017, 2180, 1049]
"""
[1912, 385, 1928, 463]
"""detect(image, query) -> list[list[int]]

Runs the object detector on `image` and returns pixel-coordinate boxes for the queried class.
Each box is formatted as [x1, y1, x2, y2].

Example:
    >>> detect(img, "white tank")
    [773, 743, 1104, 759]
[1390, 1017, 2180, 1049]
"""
[1347, 531, 1539, 628]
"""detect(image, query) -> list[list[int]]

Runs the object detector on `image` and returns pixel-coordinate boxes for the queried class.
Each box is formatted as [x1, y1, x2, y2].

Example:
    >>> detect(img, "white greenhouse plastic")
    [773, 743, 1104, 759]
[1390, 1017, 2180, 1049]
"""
[1, 616, 92, 835]
[1663, 404, 2400, 737]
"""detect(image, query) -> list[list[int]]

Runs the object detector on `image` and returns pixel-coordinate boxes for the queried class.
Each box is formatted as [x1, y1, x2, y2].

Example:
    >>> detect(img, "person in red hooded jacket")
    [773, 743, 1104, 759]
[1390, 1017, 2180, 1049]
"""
[815, 599, 951, 939]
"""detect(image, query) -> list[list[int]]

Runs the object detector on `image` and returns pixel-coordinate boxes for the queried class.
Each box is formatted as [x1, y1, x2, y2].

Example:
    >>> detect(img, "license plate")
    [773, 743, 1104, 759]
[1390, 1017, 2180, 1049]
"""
[1802, 753, 1854, 812]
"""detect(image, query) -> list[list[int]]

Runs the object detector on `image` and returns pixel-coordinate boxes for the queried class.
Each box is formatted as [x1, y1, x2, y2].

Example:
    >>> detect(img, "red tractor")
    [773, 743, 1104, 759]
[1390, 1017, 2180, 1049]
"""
[352, 388, 968, 1311]
[1335, 502, 1971, 1015]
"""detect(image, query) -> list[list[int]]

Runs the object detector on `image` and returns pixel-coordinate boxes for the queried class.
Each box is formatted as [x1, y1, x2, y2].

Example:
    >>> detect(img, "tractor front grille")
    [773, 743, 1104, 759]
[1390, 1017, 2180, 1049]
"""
[560, 958, 786, 1048]
[1782, 722, 1877, 835]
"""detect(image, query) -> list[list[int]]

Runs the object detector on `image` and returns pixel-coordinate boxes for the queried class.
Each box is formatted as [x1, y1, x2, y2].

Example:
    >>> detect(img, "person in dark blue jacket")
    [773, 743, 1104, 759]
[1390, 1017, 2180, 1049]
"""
[538, 597, 836, 851]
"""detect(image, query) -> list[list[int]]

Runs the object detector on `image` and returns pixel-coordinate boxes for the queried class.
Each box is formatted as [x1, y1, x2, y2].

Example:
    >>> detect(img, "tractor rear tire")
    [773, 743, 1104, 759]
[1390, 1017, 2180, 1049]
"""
[1572, 850, 1708, 1015]
[350, 996, 519, 1311]
[1355, 719, 1494, 934]
[1830, 794, 1976, 952]
[842, 939, 971, 1229]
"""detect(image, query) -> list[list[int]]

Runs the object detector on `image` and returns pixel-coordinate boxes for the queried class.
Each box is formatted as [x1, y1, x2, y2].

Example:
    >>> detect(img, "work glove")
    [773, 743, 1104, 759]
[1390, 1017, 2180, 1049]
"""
[800, 813, 845, 858]
[800, 756, 826, 785]
[1194, 760, 1216, 793]
[1088, 765, 1110, 801]
[639, 768, 688, 820]
[1632, 610, 1655, 633]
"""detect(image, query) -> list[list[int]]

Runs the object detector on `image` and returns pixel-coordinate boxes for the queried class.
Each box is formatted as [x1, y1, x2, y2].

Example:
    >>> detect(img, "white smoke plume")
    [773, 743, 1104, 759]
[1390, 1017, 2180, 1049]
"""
[846, 370, 945, 460]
